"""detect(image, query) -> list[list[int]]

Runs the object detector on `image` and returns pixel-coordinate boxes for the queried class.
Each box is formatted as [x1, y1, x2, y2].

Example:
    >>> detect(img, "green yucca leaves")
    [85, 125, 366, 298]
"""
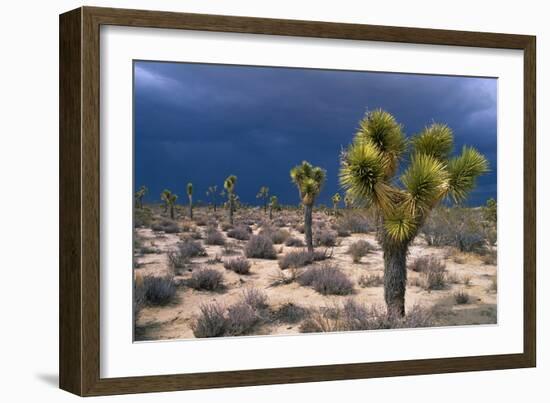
[447, 146, 489, 203]
[187, 182, 193, 196]
[356, 109, 407, 177]
[401, 153, 449, 215]
[412, 123, 454, 161]
[224, 175, 237, 193]
[340, 109, 488, 244]
[340, 140, 387, 202]
[290, 161, 326, 205]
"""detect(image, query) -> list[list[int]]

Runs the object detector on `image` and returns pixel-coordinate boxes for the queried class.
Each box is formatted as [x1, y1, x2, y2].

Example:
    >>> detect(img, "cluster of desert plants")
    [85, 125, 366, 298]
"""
[167, 239, 206, 269]
[187, 268, 225, 291]
[192, 288, 269, 337]
[284, 237, 305, 247]
[299, 300, 433, 333]
[274, 302, 310, 323]
[278, 249, 330, 269]
[298, 264, 354, 295]
[244, 235, 277, 259]
[223, 257, 251, 274]
[204, 226, 225, 245]
[358, 273, 384, 288]
[408, 256, 448, 290]
[137, 275, 177, 306]
[347, 240, 375, 263]
[151, 219, 180, 234]
[227, 225, 251, 241]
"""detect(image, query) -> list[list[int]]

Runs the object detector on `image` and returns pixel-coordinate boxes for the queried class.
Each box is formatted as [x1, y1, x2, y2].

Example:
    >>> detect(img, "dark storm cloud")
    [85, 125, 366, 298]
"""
[134, 61, 497, 206]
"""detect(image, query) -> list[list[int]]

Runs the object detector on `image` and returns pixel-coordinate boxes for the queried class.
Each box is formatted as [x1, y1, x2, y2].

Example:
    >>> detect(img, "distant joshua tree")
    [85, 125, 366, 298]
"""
[290, 161, 326, 253]
[187, 182, 193, 219]
[256, 186, 270, 214]
[160, 189, 178, 219]
[331, 192, 341, 215]
[224, 175, 237, 225]
[269, 195, 279, 220]
[340, 109, 488, 317]
[344, 193, 353, 209]
[134, 185, 148, 209]
[484, 197, 497, 223]
[206, 185, 218, 212]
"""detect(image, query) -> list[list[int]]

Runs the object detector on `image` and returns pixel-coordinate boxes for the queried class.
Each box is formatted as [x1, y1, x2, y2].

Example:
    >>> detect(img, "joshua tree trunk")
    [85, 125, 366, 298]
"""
[269, 205, 273, 220]
[170, 205, 175, 220]
[229, 196, 234, 225]
[304, 203, 314, 253]
[188, 197, 193, 219]
[383, 241, 408, 318]
[264, 201, 268, 214]
[213, 203, 216, 212]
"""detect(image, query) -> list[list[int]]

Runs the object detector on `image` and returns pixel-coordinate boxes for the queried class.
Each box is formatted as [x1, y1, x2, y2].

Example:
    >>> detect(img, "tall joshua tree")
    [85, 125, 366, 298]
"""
[269, 195, 278, 220]
[134, 185, 148, 209]
[290, 161, 326, 253]
[340, 109, 488, 317]
[224, 175, 237, 225]
[256, 186, 270, 214]
[186, 182, 193, 219]
[160, 189, 178, 219]
[206, 185, 218, 212]
[331, 192, 341, 215]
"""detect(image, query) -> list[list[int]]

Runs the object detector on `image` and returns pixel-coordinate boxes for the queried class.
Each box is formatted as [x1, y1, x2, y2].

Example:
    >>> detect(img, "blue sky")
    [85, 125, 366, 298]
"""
[134, 61, 497, 207]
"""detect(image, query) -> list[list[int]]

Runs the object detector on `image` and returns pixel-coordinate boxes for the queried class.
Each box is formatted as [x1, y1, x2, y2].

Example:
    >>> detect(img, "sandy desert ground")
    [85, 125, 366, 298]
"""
[133, 205, 497, 341]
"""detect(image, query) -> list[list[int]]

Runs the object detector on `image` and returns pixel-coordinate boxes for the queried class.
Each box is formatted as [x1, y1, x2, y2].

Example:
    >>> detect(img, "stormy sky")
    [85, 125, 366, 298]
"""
[134, 61, 497, 207]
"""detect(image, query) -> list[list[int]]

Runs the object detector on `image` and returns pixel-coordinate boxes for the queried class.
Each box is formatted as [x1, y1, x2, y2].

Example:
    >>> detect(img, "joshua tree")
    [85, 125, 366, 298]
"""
[134, 185, 148, 209]
[484, 197, 497, 223]
[256, 186, 270, 214]
[224, 175, 237, 225]
[160, 189, 178, 219]
[290, 161, 326, 253]
[269, 195, 279, 220]
[344, 193, 353, 209]
[206, 185, 218, 212]
[340, 109, 488, 317]
[331, 192, 341, 215]
[187, 182, 193, 219]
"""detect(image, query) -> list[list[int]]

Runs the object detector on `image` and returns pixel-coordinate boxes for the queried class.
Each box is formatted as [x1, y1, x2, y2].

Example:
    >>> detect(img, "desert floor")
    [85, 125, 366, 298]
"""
[134, 207, 497, 341]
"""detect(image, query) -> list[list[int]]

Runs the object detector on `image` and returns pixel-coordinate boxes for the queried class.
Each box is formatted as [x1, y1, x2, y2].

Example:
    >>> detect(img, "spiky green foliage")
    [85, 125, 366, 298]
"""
[134, 185, 148, 209]
[269, 195, 279, 220]
[332, 193, 341, 214]
[340, 109, 488, 317]
[160, 189, 178, 219]
[290, 161, 326, 252]
[340, 112, 488, 244]
[290, 161, 326, 205]
[256, 186, 270, 213]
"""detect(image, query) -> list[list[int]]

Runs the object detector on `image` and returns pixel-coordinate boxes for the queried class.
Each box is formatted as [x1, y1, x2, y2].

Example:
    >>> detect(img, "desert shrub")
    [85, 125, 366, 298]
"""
[227, 225, 251, 241]
[242, 287, 268, 310]
[187, 268, 224, 291]
[298, 265, 354, 295]
[408, 256, 445, 273]
[273, 218, 286, 227]
[454, 290, 470, 304]
[462, 275, 472, 286]
[284, 237, 305, 247]
[486, 277, 498, 293]
[205, 255, 222, 265]
[314, 230, 338, 247]
[151, 219, 180, 234]
[423, 266, 447, 290]
[299, 301, 432, 333]
[204, 226, 225, 245]
[192, 302, 227, 338]
[295, 223, 305, 233]
[220, 222, 233, 231]
[139, 244, 160, 254]
[194, 217, 208, 226]
[337, 213, 370, 234]
[278, 250, 330, 270]
[168, 239, 206, 268]
[456, 230, 487, 253]
[133, 276, 146, 317]
[244, 235, 277, 259]
[347, 240, 374, 263]
[134, 207, 153, 227]
[335, 226, 351, 237]
[142, 276, 176, 306]
[275, 302, 309, 323]
[226, 302, 259, 335]
[358, 273, 383, 288]
[223, 257, 251, 274]
[268, 228, 291, 244]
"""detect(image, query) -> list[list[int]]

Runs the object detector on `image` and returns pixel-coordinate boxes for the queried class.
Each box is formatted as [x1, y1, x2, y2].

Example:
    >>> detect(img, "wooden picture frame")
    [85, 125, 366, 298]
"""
[59, 6, 536, 396]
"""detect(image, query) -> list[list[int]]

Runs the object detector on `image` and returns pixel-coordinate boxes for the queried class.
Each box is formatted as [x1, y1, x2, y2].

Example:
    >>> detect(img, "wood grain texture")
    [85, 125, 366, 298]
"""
[59, 6, 537, 396]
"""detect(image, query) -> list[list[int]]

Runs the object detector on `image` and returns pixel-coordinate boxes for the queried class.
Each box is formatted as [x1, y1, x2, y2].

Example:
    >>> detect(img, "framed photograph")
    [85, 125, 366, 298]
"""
[59, 6, 536, 396]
